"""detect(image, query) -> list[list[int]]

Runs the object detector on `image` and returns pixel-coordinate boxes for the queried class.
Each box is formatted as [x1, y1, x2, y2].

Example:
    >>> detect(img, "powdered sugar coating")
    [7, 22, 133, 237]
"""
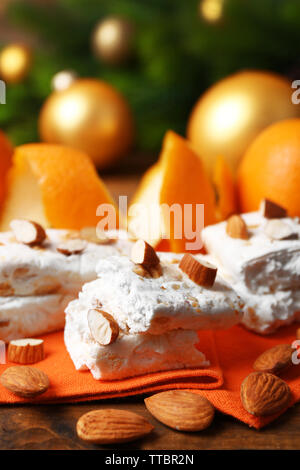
[202, 211, 300, 333]
[65, 253, 242, 336]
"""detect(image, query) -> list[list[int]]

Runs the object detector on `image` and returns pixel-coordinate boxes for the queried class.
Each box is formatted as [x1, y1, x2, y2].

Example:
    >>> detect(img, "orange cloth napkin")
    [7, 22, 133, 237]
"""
[0, 324, 299, 429]
[0, 329, 222, 402]
[197, 323, 300, 429]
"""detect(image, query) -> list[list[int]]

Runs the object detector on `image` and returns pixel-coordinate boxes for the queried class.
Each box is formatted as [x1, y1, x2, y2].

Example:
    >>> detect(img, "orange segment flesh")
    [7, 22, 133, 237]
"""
[0, 130, 13, 209]
[128, 163, 163, 246]
[159, 131, 216, 252]
[129, 131, 216, 253]
[213, 155, 237, 221]
[0, 143, 117, 231]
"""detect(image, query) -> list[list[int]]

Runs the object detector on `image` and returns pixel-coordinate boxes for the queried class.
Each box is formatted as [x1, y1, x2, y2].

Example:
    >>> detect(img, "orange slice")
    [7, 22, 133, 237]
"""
[0, 143, 118, 231]
[0, 130, 13, 209]
[213, 155, 237, 221]
[129, 163, 163, 247]
[128, 131, 216, 252]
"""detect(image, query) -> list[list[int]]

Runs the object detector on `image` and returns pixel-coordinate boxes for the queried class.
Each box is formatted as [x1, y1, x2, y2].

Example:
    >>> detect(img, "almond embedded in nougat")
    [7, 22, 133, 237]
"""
[260, 198, 287, 219]
[0, 366, 49, 398]
[76, 409, 154, 444]
[10, 219, 46, 246]
[179, 253, 217, 288]
[8, 338, 44, 365]
[253, 344, 293, 375]
[145, 390, 215, 432]
[80, 227, 116, 245]
[87, 309, 119, 346]
[264, 219, 298, 241]
[57, 239, 87, 256]
[131, 239, 160, 269]
[226, 214, 249, 240]
[240, 371, 291, 416]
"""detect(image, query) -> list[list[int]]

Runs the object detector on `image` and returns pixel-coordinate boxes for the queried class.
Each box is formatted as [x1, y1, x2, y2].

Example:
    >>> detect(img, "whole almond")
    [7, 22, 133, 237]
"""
[10, 219, 46, 246]
[264, 220, 297, 241]
[145, 390, 215, 431]
[179, 254, 217, 288]
[226, 215, 249, 240]
[253, 344, 293, 375]
[131, 240, 160, 269]
[87, 309, 119, 346]
[76, 409, 154, 444]
[241, 371, 291, 416]
[57, 239, 86, 256]
[0, 366, 49, 398]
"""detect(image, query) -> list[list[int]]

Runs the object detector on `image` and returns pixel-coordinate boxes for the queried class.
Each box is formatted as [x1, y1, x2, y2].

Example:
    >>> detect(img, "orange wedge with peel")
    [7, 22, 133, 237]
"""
[129, 162, 163, 247]
[0, 130, 13, 209]
[128, 131, 216, 253]
[0, 143, 118, 231]
[213, 155, 237, 221]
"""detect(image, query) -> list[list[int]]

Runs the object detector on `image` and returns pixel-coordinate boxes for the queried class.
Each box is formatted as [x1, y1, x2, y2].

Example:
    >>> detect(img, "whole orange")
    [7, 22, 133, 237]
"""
[187, 71, 300, 176]
[237, 119, 300, 216]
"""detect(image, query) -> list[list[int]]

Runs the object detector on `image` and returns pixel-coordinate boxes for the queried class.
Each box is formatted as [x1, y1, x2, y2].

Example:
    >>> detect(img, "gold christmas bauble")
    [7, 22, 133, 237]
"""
[0, 44, 32, 84]
[51, 69, 78, 92]
[92, 17, 134, 65]
[187, 70, 300, 175]
[199, 0, 224, 23]
[39, 78, 134, 168]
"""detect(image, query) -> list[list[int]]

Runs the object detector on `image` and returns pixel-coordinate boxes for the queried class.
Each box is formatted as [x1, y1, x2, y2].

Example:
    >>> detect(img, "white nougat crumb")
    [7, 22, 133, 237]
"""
[202, 211, 300, 334]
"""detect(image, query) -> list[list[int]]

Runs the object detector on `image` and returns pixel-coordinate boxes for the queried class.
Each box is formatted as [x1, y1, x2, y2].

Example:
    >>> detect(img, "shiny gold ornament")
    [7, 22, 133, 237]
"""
[0, 44, 32, 84]
[199, 0, 224, 23]
[51, 69, 78, 92]
[92, 17, 134, 65]
[39, 78, 134, 169]
[187, 70, 300, 175]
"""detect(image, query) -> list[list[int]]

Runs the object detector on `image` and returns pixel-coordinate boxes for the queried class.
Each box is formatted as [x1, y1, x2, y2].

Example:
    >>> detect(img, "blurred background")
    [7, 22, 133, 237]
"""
[1, 0, 300, 177]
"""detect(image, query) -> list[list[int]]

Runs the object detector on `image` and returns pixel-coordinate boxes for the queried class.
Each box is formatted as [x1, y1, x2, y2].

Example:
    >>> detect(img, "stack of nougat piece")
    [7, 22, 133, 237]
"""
[0, 219, 133, 341]
[65, 242, 242, 380]
[202, 199, 300, 334]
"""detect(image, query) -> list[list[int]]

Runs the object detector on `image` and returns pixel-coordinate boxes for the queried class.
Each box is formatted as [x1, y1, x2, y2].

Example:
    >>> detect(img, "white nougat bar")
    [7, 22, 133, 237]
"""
[76, 253, 242, 335]
[202, 211, 300, 295]
[64, 312, 208, 380]
[0, 229, 133, 297]
[0, 293, 73, 342]
[202, 211, 300, 334]
[64, 252, 242, 379]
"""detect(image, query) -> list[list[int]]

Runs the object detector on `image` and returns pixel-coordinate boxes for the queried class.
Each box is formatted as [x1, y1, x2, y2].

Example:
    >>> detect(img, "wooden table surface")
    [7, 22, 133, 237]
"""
[1, 173, 300, 450]
[1, 398, 300, 450]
